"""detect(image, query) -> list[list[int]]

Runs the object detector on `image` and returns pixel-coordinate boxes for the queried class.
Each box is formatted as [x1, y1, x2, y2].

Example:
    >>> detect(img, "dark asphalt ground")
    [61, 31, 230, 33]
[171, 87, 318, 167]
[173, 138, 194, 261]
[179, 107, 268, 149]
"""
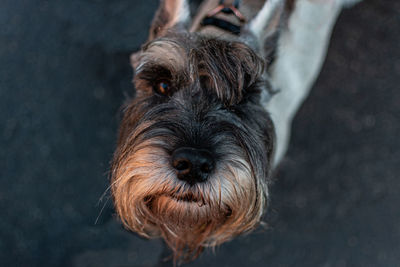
[1, 0, 399, 266]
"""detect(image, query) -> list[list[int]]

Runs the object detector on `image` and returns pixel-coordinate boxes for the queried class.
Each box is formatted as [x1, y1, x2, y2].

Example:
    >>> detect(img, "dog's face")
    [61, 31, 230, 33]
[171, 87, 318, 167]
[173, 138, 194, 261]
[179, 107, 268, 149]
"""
[111, 32, 275, 259]
[111, 0, 278, 261]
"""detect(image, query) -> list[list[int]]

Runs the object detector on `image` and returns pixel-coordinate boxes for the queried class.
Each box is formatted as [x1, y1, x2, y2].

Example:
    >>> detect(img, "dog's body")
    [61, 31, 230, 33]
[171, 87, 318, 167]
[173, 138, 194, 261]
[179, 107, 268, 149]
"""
[111, 0, 362, 262]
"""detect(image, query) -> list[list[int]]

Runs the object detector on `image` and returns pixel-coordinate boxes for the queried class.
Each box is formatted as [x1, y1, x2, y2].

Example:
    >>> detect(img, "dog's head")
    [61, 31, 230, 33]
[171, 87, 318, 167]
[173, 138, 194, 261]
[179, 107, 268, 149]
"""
[111, 0, 283, 261]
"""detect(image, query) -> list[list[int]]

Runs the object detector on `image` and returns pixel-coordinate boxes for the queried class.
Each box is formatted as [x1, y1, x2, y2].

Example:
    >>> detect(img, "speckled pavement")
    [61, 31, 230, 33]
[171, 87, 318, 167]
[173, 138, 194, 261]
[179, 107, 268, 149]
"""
[1, 0, 399, 266]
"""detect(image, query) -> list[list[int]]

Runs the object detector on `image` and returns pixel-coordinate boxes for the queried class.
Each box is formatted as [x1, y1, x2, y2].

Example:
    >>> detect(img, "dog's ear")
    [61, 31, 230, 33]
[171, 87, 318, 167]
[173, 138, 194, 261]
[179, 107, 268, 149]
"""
[148, 0, 190, 40]
[131, 0, 190, 69]
[242, 0, 287, 62]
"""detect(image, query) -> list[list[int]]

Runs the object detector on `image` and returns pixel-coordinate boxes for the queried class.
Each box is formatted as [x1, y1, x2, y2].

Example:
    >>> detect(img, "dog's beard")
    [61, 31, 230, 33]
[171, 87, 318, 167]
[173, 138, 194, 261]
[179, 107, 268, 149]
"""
[112, 135, 267, 261]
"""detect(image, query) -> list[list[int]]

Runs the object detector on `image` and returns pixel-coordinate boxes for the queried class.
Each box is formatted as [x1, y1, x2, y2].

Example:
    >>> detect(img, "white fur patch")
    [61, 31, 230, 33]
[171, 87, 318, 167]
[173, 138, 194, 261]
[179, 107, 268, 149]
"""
[266, 0, 345, 165]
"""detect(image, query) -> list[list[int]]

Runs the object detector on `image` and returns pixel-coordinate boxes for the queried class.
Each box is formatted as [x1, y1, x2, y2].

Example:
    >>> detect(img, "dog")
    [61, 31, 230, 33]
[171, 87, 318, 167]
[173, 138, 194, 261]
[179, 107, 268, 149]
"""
[110, 0, 362, 262]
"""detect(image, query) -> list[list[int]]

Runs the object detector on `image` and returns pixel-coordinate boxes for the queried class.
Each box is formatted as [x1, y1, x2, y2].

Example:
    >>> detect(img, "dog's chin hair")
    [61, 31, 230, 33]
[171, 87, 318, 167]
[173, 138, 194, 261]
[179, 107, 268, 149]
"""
[112, 138, 267, 261]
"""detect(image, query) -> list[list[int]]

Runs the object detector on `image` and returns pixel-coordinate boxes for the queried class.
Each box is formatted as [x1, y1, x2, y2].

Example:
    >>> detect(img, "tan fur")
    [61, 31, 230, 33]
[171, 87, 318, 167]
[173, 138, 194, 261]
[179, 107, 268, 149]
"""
[112, 134, 266, 261]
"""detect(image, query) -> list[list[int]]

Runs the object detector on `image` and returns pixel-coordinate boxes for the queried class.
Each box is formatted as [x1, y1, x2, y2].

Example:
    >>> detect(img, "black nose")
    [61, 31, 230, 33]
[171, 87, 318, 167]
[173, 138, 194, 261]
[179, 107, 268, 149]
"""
[171, 147, 215, 185]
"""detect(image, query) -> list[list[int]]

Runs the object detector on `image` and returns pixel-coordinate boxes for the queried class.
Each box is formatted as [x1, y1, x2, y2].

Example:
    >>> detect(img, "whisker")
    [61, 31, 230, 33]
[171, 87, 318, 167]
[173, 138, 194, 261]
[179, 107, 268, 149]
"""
[94, 196, 111, 225]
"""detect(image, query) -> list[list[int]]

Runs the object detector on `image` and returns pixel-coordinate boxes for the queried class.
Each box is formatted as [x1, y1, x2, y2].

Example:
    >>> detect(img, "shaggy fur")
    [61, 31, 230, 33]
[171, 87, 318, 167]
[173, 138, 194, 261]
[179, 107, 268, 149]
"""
[111, 31, 275, 261]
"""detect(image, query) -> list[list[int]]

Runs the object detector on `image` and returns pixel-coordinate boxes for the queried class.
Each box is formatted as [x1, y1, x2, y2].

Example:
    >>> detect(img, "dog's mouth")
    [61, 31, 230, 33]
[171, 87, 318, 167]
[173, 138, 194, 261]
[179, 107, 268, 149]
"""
[170, 192, 201, 203]
[144, 193, 232, 219]
[144, 192, 204, 209]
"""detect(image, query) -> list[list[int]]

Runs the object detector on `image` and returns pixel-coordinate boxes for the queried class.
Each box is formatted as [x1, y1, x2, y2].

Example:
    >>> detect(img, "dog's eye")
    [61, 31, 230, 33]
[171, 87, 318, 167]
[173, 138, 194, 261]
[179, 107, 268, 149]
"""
[153, 81, 170, 96]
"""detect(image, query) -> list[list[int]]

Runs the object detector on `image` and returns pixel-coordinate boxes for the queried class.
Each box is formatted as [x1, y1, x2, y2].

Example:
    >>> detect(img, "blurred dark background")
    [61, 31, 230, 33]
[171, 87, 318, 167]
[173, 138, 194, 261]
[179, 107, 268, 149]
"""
[1, 0, 399, 266]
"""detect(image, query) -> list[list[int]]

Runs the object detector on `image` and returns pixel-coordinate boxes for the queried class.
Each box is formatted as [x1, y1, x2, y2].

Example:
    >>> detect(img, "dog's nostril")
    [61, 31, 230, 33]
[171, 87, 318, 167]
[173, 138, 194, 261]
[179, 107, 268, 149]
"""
[173, 158, 191, 174]
[200, 162, 211, 173]
[171, 147, 214, 184]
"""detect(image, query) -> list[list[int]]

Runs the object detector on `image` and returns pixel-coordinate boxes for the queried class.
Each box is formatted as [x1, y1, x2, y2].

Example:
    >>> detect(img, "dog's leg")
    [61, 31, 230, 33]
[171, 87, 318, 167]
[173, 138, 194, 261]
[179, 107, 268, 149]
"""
[266, 0, 362, 165]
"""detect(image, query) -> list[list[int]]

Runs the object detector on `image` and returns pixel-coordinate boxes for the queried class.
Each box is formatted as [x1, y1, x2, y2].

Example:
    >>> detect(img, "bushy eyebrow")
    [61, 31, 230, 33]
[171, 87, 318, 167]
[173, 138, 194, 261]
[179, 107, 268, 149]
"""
[190, 39, 265, 106]
[135, 63, 172, 82]
[133, 35, 265, 104]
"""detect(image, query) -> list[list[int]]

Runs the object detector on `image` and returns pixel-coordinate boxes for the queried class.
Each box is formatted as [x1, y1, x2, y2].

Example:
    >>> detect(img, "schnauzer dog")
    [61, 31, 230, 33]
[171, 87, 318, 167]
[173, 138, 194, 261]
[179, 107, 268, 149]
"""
[111, 0, 362, 262]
